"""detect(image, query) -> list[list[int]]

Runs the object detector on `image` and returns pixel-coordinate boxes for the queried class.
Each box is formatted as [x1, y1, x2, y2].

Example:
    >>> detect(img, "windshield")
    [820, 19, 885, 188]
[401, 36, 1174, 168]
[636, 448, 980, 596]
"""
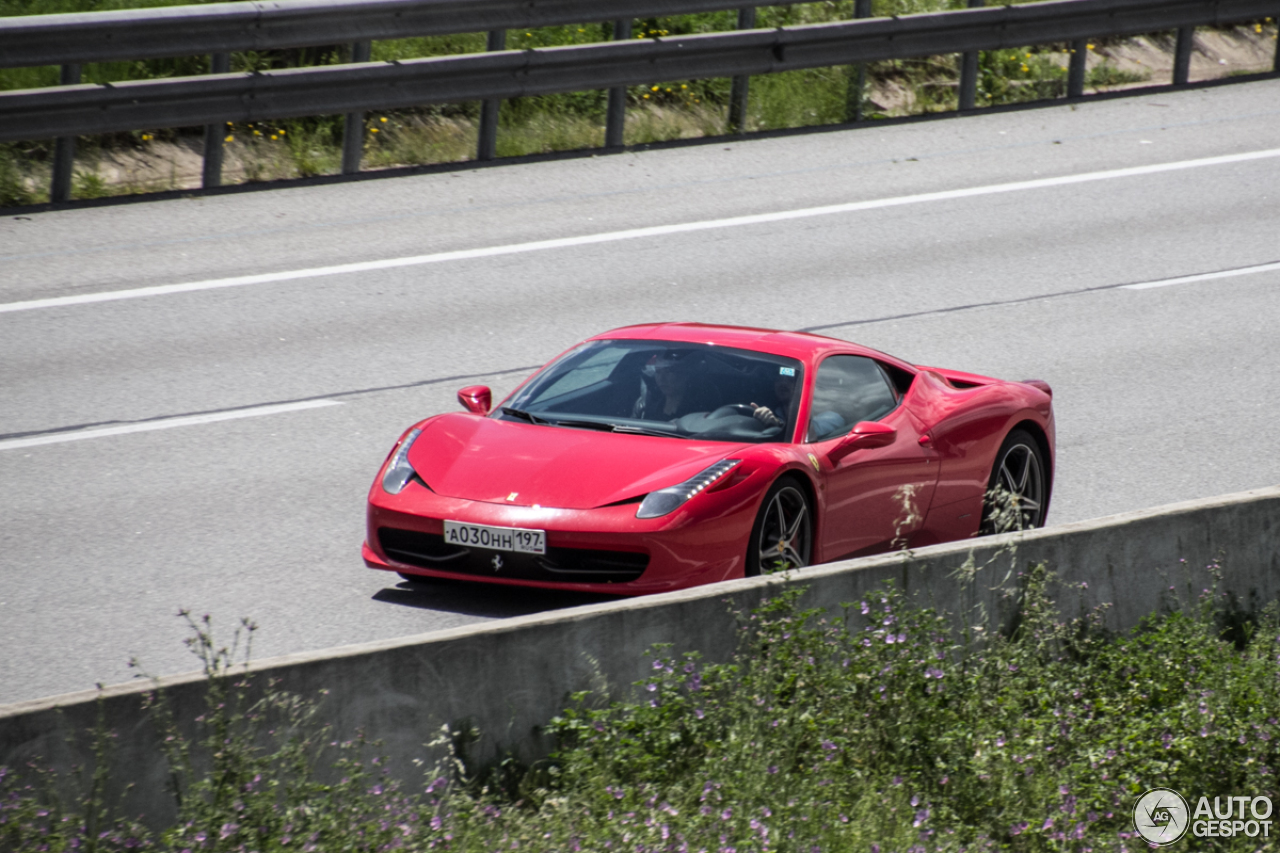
[496, 339, 805, 443]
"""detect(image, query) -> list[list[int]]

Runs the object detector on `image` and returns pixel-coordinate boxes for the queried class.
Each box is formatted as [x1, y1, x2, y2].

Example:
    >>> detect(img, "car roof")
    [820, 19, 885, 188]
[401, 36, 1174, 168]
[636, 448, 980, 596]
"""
[587, 322, 915, 370]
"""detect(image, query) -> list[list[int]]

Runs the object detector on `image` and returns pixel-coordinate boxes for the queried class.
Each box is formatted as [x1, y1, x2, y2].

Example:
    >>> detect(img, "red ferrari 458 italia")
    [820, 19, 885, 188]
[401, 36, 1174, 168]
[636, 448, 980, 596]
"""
[363, 323, 1054, 594]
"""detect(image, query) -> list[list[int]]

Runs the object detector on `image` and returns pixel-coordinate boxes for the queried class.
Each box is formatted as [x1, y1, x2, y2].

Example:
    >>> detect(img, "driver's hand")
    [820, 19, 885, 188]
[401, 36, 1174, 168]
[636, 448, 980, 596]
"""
[750, 403, 782, 427]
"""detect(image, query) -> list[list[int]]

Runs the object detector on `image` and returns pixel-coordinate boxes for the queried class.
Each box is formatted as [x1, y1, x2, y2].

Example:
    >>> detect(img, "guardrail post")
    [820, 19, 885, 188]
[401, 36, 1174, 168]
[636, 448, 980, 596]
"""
[727, 7, 756, 134]
[1173, 26, 1194, 85]
[477, 29, 506, 160]
[50, 64, 81, 203]
[201, 52, 231, 189]
[1068, 39, 1088, 97]
[605, 19, 633, 148]
[341, 41, 372, 175]
[845, 0, 872, 122]
[958, 0, 984, 110]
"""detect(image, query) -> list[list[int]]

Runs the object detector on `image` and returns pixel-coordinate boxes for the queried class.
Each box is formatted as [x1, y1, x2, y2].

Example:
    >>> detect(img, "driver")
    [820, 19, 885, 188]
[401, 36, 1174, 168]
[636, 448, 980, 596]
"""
[750, 373, 796, 429]
[634, 352, 702, 420]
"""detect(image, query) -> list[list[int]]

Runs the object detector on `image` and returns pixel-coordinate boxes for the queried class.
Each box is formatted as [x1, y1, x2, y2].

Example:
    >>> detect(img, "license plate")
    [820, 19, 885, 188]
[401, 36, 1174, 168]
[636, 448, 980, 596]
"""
[443, 520, 546, 555]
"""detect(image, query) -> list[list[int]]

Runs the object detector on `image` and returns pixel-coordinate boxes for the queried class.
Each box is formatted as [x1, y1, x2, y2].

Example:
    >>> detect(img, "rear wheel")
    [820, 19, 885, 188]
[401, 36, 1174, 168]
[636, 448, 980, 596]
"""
[745, 478, 812, 577]
[981, 429, 1047, 533]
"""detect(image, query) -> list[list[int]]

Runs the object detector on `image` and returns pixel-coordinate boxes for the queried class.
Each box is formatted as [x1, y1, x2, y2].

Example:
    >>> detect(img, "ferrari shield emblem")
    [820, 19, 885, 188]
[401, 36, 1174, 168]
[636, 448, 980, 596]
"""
[808, 453, 820, 472]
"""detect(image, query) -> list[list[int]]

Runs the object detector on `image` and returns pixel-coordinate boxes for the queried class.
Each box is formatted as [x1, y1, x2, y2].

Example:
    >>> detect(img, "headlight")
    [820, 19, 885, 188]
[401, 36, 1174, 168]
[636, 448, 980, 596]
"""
[381, 428, 423, 494]
[636, 460, 741, 519]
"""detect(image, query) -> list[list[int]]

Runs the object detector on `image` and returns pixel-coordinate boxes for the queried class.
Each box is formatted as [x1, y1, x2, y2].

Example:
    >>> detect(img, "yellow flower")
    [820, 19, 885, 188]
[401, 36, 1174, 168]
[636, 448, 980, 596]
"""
[1021, 64, 1029, 73]
[652, 85, 659, 91]
[278, 129, 286, 135]
[643, 93, 650, 99]
[253, 129, 261, 136]
[665, 87, 672, 93]
[380, 116, 388, 123]
[141, 133, 151, 141]
[370, 127, 379, 133]
[1087, 43, 1095, 50]
[681, 84, 688, 89]
[270, 134, 278, 140]
[224, 135, 234, 142]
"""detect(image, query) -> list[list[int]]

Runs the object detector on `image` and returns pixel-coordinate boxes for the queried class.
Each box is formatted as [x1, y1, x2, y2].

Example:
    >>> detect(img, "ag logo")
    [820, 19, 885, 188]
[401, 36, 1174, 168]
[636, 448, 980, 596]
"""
[1133, 788, 1190, 846]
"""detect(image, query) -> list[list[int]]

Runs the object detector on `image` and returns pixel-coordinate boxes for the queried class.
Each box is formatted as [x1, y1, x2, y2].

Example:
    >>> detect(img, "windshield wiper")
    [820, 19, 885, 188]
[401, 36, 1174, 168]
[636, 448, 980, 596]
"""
[501, 407, 551, 425]
[607, 423, 688, 439]
[551, 418, 688, 439]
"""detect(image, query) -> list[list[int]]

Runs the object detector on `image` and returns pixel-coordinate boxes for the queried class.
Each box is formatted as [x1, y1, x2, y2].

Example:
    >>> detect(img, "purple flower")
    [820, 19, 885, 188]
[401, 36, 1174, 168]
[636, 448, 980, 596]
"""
[861, 601, 870, 615]
[1009, 822, 1028, 836]
[646, 683, 657, 692]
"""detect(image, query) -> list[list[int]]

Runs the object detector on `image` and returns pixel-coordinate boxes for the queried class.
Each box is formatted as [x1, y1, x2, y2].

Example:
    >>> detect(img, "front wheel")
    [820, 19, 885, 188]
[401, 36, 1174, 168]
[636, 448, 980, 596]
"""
[745, 479, 812, 577]
[981, 429, 1047, 534]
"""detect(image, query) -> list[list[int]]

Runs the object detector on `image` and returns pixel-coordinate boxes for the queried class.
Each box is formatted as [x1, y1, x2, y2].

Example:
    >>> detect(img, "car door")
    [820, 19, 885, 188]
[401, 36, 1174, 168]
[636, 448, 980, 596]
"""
[803, 355, 939, 560]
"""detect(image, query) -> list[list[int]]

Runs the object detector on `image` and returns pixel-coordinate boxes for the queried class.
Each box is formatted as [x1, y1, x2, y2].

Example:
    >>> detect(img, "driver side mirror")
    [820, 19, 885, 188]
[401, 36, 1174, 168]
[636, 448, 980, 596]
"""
[457, 385, 492, 415]
[827, 421, 896, 464]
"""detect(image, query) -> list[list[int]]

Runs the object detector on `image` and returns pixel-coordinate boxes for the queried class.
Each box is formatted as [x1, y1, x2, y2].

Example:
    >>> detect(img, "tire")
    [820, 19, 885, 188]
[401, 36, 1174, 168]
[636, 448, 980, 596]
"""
[981, 429, 1048, 534]
[745, 478, 813, 577]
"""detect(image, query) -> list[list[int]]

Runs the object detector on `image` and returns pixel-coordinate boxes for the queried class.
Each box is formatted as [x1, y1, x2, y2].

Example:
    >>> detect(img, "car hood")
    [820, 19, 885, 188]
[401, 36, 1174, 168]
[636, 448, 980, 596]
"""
[408, 413, 749, 509]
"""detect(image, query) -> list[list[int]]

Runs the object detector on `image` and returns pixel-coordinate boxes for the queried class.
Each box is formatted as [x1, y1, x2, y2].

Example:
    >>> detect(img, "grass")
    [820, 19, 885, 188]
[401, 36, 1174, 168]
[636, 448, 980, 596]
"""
[3, 559, 1279, 851]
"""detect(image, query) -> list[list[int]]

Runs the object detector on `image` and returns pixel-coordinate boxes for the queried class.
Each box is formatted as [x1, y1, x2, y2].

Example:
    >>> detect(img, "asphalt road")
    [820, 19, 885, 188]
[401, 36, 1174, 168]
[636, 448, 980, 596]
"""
[2, 79, 1278, 707]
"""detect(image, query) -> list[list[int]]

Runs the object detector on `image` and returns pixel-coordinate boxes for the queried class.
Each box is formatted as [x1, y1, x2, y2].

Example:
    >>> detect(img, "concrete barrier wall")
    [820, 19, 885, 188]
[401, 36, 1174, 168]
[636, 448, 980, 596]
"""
[3, 485, 1278, 825]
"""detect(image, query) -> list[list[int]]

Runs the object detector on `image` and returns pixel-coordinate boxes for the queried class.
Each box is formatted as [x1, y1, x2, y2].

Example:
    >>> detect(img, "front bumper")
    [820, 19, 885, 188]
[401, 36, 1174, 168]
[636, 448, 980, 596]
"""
[364, 479, 760, 595]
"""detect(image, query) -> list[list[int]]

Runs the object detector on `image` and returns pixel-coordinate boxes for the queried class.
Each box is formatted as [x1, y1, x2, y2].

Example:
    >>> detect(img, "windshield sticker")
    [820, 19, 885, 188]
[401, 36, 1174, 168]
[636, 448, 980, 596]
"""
[779, 367, 796, 376]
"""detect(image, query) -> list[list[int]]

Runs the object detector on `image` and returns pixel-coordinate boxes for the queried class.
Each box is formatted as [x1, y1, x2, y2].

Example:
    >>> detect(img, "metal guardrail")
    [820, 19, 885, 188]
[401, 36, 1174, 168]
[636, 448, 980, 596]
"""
[2, 0, 1276, 202]
[0, 0, 769, 68]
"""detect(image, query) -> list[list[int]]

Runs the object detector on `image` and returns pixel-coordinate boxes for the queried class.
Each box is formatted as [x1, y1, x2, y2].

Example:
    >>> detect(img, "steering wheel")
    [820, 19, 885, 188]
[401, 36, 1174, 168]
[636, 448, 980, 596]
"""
[708, 404, 757, 419]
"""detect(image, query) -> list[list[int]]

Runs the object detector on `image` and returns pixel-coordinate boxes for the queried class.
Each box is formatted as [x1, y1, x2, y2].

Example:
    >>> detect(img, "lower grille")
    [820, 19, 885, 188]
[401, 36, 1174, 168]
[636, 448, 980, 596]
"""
[377, 527, 648, 584]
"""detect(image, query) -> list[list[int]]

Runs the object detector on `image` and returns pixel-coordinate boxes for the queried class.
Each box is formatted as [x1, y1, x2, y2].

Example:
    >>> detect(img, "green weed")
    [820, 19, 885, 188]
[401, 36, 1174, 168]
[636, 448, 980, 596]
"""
[0, 143, 44, 206]
[4, 560, 1278, 851]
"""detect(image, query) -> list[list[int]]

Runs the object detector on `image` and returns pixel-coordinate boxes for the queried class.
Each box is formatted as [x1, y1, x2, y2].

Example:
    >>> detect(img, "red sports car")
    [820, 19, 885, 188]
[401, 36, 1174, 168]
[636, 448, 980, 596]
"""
[363, 323, 1054, 594]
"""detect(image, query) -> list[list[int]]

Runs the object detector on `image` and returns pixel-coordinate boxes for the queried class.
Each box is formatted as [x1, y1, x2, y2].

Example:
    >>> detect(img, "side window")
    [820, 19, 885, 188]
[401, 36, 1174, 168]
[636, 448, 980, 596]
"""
[806, 355, 899, 442]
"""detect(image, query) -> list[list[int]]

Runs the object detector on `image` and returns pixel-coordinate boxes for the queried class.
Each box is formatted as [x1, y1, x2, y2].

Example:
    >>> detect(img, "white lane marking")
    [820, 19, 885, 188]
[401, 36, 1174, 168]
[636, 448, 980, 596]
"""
[1122, 260, 1280, 290]
[0, 399, 342, 451]
[3, 147, 1279, 315]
